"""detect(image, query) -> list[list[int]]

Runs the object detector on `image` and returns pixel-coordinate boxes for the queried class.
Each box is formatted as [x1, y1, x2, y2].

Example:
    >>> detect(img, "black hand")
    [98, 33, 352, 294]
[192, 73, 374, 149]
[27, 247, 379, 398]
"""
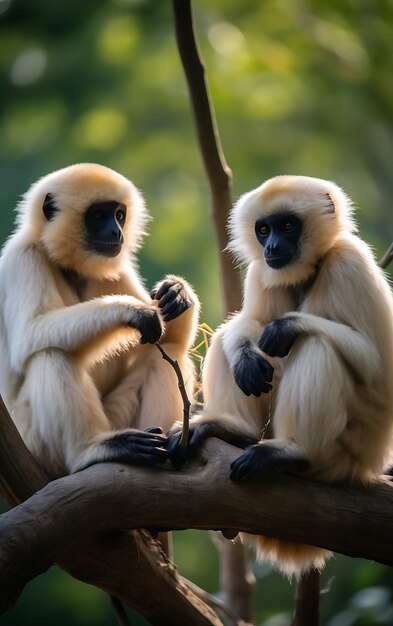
[106, 429, 168, 465]
[230, 444, 310, 481]
[167, 422, 257, 470]
[129, 308, 163, 344]
[166, 423, 209, 469]
[150, 279, 192, 322]
[258, 316, 298, 357]
[233, 340, 274, 397]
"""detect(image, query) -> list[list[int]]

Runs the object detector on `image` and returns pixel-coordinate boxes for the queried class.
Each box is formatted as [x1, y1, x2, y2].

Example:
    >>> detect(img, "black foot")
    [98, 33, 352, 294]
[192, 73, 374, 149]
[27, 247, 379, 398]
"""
[105, 428, 168, 465]
[230, 444, 310, 481]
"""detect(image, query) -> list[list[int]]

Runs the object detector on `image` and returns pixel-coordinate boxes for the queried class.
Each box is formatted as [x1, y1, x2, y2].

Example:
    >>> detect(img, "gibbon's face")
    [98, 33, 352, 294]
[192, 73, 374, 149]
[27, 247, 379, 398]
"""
[84, 201, 127, 257]
[43, 194, 127, 258]
[29, 163, 149, 280]
[254, 212, 303, 269]
[228, 175, 356, 287]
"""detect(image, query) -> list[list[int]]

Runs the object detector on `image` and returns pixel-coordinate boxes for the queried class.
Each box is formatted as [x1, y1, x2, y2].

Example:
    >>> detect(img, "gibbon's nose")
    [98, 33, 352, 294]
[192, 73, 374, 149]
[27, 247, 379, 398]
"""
[266, 239, 280, 256]
[111, 227, 124, 243]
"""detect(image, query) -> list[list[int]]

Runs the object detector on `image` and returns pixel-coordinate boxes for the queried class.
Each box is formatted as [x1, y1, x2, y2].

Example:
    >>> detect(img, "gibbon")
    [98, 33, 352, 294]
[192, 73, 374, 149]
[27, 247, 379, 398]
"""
[168, 174, 393, 576]
[0, 163, 199, 478]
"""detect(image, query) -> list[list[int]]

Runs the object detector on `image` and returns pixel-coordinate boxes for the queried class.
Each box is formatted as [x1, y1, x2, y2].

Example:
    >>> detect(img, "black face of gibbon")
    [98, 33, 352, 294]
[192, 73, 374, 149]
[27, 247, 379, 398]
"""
[255, 212, 303, 269]
[84, 201, 127, 257]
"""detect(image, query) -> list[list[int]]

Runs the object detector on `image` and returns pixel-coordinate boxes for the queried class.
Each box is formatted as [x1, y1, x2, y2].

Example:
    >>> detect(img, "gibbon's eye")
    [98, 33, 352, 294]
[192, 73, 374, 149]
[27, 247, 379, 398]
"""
[259, 224, 270, 237]
[94, 210, 103, 220]
[116, 209, 126, 224]
[282, 220, 295, 232]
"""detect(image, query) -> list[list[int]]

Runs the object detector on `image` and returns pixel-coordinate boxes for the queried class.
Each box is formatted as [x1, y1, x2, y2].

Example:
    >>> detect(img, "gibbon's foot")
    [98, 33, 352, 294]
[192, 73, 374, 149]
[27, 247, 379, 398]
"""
[129, 308, 163, 345]
[258, 316, 298, 358]
[150, 279, 192, 323]
[166, 424, 205, 469]
[230, 444, 310, 481]
[167, 422, 258, 470]
[105, 428, 168, 465]
[233, 340, 274, 397]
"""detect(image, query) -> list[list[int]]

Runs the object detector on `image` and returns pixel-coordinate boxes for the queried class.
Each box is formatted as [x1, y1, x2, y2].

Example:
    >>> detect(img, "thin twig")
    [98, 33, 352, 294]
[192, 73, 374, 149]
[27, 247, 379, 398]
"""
[155, 342, 191, 451]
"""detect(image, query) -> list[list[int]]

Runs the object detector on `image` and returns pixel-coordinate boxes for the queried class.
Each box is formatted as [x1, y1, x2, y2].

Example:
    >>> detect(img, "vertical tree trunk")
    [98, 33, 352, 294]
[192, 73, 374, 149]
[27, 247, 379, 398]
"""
[171, 1, 253, 622]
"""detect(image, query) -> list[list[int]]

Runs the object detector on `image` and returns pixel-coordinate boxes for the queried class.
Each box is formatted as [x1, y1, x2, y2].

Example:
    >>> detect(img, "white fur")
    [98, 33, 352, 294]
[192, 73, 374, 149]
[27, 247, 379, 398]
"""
[0, 163, 199, 478]
[195, 175, 393, 576]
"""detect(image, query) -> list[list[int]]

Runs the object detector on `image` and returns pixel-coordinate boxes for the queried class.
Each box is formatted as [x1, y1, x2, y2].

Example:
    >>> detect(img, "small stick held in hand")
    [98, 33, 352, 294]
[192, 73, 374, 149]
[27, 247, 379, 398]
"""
[155, 342, 191, 451]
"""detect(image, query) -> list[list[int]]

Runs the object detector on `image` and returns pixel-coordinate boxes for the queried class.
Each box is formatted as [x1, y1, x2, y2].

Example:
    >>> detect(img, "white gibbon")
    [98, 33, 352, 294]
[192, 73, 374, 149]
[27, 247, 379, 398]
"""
[168, 174, 393, 576]
[0, 163, 199, 478]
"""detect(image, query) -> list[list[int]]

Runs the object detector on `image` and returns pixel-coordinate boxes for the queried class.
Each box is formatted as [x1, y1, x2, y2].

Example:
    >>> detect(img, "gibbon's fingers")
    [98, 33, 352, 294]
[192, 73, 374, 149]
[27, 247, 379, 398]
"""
[163, 303, 191, 323]
[160, 299, 181, 318]
[166, 430, 187, 469]
[133, 448, 168, 464]
[230, 445, 310, 481]
[233, 347, 273, 397]
[145, 427, 163, 434]
[259, 317, 298, 358]
[128, 308, 163, 344]
[230, 446, 273, 481]
[166, 424, 210, 469]
[154, 279, 192, 322]
[155, 280, 183, 304]
[105, 431, 169, 465]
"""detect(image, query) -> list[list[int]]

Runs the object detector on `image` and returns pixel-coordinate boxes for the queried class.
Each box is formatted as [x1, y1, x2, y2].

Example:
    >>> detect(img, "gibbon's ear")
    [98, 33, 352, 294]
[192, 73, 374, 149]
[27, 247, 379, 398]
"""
[325, 192, 335, 214]
[43, 193, 58, 221]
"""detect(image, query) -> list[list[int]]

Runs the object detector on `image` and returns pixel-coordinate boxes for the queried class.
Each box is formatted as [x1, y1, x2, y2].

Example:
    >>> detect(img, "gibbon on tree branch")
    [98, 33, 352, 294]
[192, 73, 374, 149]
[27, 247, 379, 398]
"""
[1, 392, 393, 620]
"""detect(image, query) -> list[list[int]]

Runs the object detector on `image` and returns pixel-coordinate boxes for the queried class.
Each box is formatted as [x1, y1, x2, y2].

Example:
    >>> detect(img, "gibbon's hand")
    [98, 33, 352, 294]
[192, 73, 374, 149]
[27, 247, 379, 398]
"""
[150, 279, 192, 323]
[129, 307, 163, 344]
[166, 423, 207, 469]
[258, 316, 298, 358]
[230, 444, 310, 481]
[233, 341, 274, 397]
[167, 422, 258, 469]
[107, 427, 168, 465]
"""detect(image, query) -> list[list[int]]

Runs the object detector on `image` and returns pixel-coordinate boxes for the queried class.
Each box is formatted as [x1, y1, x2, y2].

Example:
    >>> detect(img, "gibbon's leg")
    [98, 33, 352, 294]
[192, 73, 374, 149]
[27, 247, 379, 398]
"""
[20, 350, 167, 476]
[230, 335, 355, 481]
[167, 328, 266, 465]
[102, 351, 150, 430]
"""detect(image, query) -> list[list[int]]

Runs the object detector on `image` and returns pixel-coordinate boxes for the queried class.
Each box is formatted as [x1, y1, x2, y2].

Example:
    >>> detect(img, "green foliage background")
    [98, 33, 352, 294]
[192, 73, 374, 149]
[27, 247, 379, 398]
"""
[0, 0, 392, 624]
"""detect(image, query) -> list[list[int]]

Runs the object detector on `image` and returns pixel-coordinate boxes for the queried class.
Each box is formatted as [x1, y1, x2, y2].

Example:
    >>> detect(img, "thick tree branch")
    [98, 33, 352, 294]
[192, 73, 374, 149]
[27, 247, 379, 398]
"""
[0, 396, 222, 625]
[1, 436, 393, 613]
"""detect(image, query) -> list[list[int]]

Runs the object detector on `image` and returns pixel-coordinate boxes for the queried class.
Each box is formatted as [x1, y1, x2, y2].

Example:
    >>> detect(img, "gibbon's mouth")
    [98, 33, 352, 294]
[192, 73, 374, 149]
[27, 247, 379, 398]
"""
[265, 255, 293, 269]
[93, 241, 123, 257]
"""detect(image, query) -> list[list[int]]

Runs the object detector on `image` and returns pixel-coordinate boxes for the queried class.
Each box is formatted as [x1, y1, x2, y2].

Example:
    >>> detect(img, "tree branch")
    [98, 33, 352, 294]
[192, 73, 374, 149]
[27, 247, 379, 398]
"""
[0, 396, 222, 625]
[172, 0, 242, 315]
[1, 436, 393, 613]
[379, 242, 393, 270]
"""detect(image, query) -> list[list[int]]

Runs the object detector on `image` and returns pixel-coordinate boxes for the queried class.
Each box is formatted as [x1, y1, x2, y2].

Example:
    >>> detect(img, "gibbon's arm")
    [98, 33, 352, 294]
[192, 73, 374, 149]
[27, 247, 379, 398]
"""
[221, 262, 294, 396]
[260, 255, 381, 387]
[1, 246, 161, 372]
[222, 261, 294, 366]
[285, 313, 378, 386]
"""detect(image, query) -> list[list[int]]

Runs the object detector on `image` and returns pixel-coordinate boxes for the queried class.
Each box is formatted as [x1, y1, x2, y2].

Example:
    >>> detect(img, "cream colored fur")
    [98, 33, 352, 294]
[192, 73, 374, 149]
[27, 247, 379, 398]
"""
[0, 163, 199, 478]
[193, 175, 393, 576]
